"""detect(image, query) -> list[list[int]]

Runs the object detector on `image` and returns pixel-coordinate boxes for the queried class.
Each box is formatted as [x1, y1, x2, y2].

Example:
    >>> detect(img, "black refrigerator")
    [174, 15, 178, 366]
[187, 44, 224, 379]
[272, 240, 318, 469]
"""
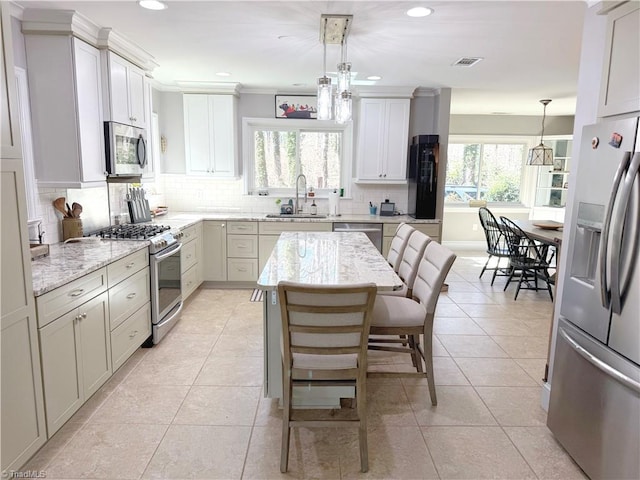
[408, 134, 438, 219]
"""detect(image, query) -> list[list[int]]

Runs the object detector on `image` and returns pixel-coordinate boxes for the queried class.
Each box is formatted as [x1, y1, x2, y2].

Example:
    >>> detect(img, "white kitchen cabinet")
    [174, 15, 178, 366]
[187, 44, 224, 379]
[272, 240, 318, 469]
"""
[598, 1, 640, 117]
[226, 222, 258, 282]
[181, 222, 203, 299]
[39, 290, 111, 437]
[203, 221, 228, 281]
[103, 51, 147, 128]
[24, 34, 106, 188]
[356, 98, 410, 183]
[142, 78, 156, 180]
[381, 222, 441, 257]
[1, 6, 20, 159]
[1, 6, 47, 472]
[184, 94, 237, 177]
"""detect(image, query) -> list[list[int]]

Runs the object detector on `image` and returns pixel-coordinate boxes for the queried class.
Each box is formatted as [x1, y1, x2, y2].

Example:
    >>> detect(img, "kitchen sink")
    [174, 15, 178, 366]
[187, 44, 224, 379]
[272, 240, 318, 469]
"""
[265, 214, 328, 219]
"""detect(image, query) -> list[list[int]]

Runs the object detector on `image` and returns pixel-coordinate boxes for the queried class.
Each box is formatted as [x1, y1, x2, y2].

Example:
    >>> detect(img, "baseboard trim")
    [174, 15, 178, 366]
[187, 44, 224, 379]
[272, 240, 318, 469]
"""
[541, 382, 551, 412]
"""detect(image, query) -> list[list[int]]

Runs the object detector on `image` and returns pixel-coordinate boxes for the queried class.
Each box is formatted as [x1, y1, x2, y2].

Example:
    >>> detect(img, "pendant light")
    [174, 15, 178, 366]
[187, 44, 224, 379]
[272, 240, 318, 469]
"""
[335, 33, 352, 124]
[527, 99, 554, 165]
[317, 19, 333, 121]
[318, 14, 353, 123]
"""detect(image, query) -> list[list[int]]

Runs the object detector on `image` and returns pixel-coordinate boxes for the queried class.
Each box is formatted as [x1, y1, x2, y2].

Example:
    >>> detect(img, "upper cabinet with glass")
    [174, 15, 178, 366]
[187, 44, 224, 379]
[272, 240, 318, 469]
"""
[534, 137, 572, 208]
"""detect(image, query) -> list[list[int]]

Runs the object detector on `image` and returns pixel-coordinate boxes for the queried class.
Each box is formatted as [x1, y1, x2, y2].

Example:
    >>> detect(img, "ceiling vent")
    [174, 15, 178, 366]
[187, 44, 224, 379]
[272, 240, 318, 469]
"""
[453, 57, 483, 67]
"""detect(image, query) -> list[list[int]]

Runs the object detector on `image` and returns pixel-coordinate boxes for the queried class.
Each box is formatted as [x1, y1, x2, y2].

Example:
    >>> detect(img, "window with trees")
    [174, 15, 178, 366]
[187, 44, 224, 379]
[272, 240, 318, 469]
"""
[445, 139, 527, 204]
[243, 118, 352, 195]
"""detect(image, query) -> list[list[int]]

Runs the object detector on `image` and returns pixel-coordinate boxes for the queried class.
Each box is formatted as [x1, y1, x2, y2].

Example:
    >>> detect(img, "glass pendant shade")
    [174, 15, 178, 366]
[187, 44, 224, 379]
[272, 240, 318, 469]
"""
[527, 143, 554, 165]
[317, 76, 333, 120]
[337, 62, 351, 94]
[335, 91, 352, 124]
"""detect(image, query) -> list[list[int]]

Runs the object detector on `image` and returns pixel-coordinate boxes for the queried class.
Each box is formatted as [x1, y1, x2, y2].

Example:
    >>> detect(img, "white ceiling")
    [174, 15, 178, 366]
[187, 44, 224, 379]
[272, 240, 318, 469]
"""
[16, 0, 587, 115]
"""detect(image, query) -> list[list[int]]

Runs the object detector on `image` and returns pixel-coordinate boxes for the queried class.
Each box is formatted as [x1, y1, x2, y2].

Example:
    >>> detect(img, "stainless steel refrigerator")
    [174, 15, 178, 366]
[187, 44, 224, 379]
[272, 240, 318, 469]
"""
[548, 115, 640, 480]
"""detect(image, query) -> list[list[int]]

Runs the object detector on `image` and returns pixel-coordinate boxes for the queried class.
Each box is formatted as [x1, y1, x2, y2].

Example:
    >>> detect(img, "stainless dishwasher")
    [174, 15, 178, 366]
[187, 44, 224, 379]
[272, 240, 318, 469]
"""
[332, 223, 383, 253]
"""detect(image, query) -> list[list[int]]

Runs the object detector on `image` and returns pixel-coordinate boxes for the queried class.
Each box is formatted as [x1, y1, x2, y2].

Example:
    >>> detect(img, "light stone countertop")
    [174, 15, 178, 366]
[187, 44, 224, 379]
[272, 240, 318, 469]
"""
[31, 240, 149, 297]
[32, 212, 436, 297]
[257, 231, 403, 291]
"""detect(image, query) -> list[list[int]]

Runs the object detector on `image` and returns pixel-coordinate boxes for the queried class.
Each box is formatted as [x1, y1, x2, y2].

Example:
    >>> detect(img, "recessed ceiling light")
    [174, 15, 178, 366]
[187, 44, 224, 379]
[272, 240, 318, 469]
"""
[406, 7, 433, 17]
[216, 72, 231, 77]
[138, 0, 167, 11]
[367, 75, 382, 81]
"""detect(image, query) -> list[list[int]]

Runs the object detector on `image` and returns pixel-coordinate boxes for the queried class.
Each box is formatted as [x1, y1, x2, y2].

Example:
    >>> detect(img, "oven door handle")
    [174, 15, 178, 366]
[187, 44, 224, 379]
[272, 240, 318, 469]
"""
[153, 242, 182, 261]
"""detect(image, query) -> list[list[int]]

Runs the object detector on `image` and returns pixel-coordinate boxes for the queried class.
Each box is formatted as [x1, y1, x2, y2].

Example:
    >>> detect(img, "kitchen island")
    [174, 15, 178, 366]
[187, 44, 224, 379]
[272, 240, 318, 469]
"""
[257, 231, 403, 406]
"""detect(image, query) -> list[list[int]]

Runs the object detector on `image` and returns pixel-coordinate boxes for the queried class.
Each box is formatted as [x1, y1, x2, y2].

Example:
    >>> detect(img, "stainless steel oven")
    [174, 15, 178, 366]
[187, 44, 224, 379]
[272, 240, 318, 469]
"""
[149, 231, 183, 344]
[88, 224, 183, 345]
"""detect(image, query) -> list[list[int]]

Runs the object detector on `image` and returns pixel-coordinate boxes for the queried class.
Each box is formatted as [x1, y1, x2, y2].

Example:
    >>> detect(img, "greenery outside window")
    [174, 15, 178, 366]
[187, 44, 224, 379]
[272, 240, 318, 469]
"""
[243, 118, 352, 197]
[445, 138, 528, 204]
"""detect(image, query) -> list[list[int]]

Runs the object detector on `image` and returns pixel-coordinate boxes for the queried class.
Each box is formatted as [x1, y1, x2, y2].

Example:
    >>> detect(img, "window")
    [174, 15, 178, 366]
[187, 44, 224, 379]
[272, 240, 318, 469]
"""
[243, 118, 352, 196]
[445, 138, 528, 204]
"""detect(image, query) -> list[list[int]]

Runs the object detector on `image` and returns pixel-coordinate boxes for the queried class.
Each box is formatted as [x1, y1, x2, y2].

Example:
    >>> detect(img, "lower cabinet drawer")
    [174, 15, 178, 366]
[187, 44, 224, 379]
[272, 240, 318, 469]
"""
[111, 303, 151, 372]
[227, 258, 258, 281]
[108, 267, 150, 331]
[181, 239, 197, 273]
[181, 264, 199, 300]
[227, 235, 258, 258]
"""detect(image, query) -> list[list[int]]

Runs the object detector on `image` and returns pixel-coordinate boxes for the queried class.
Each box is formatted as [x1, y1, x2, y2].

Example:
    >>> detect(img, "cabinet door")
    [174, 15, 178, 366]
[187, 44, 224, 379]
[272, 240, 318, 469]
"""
[184, 94, 212, 174]
[128, 65, 146, 128]
[39, 308, 83, 436]
[78, 291, 111, 399]
[1, 5, 21, 158]
[383, 99, 410, 180]
[108, 53, 130, 125]
[203, 221, 227, 281]
[73, 39, 106, 183]
[357, 99, 385, 180]
[599, 2, 640, 117]
[209, 95, 235, 176]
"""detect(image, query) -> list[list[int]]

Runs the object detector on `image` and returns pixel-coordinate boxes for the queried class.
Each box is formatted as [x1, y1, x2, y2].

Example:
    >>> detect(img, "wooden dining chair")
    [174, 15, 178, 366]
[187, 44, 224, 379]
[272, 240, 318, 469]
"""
[368, 241, 456, 405]
[278, 281, 377, 473]
[380, 229, 431, 298]
[499, 216, 554, 300]
[386, 223, 415, 272]
[478, 207, 512, 285]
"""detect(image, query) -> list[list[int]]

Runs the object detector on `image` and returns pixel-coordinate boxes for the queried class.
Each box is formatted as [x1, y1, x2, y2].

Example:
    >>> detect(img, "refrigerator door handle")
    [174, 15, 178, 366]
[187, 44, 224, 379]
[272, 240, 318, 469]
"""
[559, 327, 640, 393]
[599, 151, 632, 309]
[609, 151, 640, 314]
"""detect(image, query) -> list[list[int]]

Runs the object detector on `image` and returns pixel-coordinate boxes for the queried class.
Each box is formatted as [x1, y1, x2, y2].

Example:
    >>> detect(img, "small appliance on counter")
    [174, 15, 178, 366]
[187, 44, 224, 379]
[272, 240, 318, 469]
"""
[28, 219, 49, 260]
[379, 200, 395, 216]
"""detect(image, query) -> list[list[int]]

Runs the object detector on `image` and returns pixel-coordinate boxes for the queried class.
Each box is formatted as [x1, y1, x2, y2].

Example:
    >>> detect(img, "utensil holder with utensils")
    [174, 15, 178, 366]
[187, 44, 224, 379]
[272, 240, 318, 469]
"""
[127, 187, 152, 223]
[62, 218, 83, 241]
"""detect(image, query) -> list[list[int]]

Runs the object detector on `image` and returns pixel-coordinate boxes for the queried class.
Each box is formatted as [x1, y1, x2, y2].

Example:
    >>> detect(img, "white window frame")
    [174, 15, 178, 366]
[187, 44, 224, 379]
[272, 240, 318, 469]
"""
[445, 135, 538, 207]
[242, 117, 353, 198]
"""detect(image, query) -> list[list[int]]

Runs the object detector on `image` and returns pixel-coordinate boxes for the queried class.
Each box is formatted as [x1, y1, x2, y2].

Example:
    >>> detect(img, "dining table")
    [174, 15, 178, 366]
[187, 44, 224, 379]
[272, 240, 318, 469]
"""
[257, 231, 403, 406]
[514, 219, 563, 383]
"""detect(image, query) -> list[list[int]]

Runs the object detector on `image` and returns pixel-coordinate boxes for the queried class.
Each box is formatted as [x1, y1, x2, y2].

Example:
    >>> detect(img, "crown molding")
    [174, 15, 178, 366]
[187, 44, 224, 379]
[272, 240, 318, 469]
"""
[413, 87, 439, 97]
[97, 27, 159, 72]
[21, 9, 101, 46]
[355, 86, 417, 99]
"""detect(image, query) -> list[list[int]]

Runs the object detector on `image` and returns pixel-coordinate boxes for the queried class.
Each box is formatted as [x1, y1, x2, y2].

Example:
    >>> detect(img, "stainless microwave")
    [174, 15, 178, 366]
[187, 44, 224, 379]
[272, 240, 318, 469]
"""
[104, 121, 147, 176]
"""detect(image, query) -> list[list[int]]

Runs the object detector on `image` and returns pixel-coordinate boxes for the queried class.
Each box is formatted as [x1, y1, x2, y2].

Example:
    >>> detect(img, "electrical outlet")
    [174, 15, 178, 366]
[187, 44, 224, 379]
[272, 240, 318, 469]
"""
[357, 192, 364, 202]
[472, 223, 478, 231]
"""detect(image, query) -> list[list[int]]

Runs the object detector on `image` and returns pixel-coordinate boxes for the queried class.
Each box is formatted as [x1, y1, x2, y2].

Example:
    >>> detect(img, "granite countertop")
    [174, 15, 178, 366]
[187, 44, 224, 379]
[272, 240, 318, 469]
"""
[31, 240, 149, 297]
[156, 212, 441, 230]
[32, 212, 437, 297]
[257, 231, 403, 291]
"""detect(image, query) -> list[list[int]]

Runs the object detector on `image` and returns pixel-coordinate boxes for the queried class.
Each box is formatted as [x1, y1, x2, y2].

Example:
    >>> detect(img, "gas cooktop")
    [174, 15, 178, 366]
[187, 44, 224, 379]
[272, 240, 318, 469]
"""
[88, 224, 171, 240]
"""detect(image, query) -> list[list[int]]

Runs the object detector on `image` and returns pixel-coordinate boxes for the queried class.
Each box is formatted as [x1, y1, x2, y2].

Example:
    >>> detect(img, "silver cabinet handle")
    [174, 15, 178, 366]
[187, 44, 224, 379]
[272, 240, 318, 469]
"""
[129, 330, 138, 338]
[237, 267, 247, 272]
[559, 327, 640, 393]
[126, 262, 135, 269]
[69, 288, 85, 297]
[222, 224, 225, 228]
[126, 293, 136, 299]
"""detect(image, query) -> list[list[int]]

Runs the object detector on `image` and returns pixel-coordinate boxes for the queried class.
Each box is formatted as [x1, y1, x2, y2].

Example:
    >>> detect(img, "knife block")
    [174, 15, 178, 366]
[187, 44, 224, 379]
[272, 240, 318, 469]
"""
[62, 218, 83, 241]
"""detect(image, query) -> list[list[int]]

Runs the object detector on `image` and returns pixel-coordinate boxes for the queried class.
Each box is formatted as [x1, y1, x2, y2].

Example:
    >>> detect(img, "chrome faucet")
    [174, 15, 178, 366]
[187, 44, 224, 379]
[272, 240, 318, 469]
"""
[295, 174, 307, 214]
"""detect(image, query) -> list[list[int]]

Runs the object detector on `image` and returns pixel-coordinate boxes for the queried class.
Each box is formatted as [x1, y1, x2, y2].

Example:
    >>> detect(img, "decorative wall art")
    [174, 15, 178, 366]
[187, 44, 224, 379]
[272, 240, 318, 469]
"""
[275, 95, 318, 119]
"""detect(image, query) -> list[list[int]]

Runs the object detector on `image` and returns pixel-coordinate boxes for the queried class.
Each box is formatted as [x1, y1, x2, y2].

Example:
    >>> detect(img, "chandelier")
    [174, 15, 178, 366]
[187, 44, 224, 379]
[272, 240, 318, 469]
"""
[317, 14, 353, 123]
[527, 99, 554, 165]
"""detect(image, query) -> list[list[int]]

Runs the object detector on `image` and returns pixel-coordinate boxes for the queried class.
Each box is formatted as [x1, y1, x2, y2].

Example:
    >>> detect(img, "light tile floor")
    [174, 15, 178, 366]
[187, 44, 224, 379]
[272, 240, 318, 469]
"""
[23, 252, 588, 479]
